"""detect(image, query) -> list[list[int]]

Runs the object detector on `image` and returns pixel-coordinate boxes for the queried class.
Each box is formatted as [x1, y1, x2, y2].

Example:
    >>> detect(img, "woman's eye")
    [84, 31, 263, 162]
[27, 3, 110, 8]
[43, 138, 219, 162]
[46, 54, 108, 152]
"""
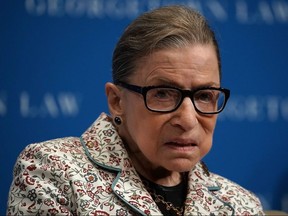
[195, 91, 216, 103]
[149, 88, 179, 101]
[154, 89, 170, 98]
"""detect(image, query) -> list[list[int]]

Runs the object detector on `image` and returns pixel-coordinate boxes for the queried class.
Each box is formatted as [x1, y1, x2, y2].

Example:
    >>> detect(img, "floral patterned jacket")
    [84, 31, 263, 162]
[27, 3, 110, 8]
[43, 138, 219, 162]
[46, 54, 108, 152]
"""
[7, 113, 264, 216]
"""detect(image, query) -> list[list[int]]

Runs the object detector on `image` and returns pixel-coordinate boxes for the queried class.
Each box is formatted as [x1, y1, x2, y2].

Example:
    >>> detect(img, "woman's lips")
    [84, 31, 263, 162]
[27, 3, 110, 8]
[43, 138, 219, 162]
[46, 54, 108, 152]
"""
[164, 141, 198, 152]
[166, 142, 197, 147]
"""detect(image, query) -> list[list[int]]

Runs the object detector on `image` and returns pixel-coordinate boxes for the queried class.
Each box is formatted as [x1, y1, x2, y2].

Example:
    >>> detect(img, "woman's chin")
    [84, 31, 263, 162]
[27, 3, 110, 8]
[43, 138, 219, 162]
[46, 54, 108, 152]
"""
[164, 158, 199, 173]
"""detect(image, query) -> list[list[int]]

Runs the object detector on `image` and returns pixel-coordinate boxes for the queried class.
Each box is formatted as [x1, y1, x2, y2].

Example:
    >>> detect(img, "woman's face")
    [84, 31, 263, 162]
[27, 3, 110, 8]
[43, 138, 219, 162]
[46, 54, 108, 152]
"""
[118, 44, 220, 174]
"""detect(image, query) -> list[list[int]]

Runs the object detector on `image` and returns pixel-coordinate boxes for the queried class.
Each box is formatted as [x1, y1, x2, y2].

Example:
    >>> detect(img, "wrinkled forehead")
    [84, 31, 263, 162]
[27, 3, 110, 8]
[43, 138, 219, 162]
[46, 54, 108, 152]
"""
[129, 44, 220, 86]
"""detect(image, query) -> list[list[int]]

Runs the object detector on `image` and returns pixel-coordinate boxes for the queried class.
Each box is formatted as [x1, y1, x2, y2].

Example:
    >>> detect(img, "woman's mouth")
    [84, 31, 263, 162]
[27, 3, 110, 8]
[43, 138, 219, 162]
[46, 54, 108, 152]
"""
[166, 142, 197, 147]
[165, 141, 198, 152]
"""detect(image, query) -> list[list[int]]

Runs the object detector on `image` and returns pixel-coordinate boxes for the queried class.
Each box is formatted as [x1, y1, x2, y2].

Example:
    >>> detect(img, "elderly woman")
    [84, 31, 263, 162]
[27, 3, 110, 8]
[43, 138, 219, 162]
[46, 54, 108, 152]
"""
[7, 5, 263, 216]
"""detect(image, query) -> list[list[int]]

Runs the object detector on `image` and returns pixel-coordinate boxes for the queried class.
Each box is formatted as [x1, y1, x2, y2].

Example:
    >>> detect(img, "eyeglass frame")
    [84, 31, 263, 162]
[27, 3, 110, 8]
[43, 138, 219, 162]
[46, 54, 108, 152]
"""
[115, 81, 230, 115]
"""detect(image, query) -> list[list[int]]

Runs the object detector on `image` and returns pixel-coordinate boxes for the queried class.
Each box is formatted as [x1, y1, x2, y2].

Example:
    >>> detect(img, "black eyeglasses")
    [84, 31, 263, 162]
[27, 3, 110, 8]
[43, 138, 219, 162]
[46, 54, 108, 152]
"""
[116, 81, 230, 114]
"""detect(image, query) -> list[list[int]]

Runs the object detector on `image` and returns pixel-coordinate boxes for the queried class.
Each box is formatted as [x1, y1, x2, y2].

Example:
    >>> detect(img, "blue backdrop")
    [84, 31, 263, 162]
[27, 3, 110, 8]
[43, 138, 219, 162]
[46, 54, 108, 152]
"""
[1, 0, 288, 214]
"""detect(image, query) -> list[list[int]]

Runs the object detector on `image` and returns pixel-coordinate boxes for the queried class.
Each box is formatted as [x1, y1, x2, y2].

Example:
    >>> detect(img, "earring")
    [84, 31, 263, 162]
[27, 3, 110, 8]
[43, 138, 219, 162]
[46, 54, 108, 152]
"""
[114, 116, 122, 125]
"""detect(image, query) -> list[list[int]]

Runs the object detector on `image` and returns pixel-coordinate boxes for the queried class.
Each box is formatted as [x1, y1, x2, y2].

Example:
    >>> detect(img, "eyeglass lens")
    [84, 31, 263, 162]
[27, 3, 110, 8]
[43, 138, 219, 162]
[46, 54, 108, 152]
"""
[146, 88, 226, 113]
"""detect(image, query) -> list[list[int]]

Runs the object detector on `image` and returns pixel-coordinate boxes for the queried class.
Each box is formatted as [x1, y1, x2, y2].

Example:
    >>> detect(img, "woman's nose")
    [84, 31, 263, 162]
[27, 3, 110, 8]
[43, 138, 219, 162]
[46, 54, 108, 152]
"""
[170, 97, 198, 131]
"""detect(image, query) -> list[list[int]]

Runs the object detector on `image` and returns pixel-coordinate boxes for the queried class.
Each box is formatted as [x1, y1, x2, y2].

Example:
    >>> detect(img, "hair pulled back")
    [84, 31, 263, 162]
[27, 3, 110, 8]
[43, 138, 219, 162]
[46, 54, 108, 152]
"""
[112, 5, 221, 83]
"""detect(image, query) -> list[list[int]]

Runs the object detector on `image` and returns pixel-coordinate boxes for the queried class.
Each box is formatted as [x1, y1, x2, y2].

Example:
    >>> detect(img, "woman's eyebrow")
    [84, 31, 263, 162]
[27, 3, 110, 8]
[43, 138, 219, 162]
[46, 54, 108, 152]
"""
[193, 82, 221, 89]
[148, 78, 181, 87]
[149, 78, 220, 89]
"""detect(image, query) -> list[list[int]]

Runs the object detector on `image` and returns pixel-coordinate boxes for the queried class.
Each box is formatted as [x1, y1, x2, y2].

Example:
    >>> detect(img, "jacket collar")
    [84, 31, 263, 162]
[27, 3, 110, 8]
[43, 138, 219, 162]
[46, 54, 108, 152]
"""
[80, 113, 234, 215]
[80, 113, 161, 215]
[80, 113, 129, 171]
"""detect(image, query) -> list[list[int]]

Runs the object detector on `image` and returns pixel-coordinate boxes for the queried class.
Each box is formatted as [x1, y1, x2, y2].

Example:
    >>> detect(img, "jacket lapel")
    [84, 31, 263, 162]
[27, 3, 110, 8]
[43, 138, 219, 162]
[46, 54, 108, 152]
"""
[185, 162, 235, 215]
[81, 113, 162, 215]
[112, 168, 162, 215]
[81, 113, 128, 171]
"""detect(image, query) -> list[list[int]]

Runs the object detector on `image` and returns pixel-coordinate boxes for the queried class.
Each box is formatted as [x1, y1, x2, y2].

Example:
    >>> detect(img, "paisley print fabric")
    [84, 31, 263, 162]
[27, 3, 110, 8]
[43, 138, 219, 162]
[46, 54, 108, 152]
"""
[7, 113, 264, 215]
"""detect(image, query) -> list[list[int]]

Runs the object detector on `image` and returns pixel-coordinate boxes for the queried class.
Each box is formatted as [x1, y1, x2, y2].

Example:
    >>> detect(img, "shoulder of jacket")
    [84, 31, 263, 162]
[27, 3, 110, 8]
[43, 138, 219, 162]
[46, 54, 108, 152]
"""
[209, 172, 244, 188]
[19, 137, 83, 158]
[28, 136, 80, 147]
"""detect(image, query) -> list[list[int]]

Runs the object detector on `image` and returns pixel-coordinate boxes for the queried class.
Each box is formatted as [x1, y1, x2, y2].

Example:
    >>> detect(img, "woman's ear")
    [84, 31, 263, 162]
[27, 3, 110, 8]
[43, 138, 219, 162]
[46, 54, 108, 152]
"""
[105, 82, 123, 116]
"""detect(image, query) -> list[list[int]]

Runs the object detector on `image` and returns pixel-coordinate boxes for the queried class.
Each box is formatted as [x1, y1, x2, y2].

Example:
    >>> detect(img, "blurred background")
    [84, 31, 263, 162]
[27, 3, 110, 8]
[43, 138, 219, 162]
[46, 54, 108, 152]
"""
[1, 0, 288, 214]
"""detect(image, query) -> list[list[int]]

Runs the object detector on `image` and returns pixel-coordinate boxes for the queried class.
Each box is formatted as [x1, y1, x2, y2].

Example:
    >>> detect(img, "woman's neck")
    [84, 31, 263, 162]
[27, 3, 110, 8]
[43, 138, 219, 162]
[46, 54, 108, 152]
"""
[120, 132, 183, 186]
[130, 152, 182, 186]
